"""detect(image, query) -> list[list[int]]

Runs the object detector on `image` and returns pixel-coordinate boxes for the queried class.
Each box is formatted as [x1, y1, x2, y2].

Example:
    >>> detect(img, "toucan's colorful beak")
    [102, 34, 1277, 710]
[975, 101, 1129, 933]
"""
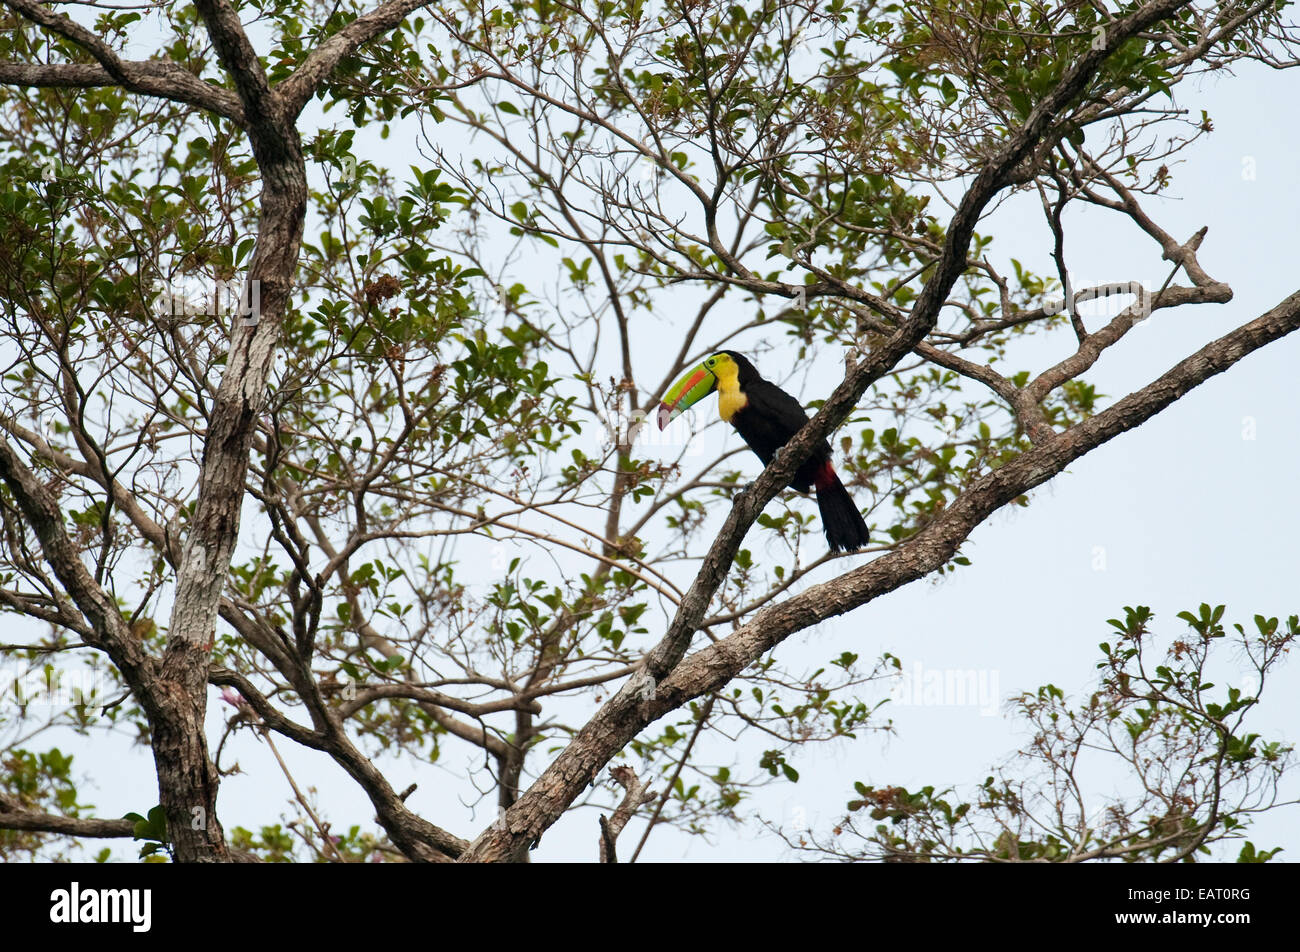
[657, 363, 717, 429]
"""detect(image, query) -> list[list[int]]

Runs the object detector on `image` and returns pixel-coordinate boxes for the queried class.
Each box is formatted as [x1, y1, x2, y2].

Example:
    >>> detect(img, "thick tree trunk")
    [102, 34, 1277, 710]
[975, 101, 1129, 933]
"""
[158, 137, 306, 862]
[150, 687, 230, 861]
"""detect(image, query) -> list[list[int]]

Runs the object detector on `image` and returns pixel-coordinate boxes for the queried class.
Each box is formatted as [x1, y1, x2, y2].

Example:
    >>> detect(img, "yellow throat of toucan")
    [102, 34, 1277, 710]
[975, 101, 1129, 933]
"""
[712, 354, 747, 422]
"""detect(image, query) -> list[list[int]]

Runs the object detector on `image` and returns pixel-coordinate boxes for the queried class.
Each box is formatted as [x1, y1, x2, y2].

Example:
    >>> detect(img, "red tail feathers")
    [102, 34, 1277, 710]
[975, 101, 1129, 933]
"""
[813, 461, 870, 553]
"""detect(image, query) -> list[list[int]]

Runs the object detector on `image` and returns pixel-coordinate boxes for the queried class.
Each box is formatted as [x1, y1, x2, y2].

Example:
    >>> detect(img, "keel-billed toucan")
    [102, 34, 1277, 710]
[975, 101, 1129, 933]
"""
[657, 351, 870, 553]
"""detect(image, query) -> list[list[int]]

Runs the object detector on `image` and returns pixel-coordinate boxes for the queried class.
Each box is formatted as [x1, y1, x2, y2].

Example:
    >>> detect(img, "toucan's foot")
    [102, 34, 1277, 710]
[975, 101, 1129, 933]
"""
[734, 481, 755, 503]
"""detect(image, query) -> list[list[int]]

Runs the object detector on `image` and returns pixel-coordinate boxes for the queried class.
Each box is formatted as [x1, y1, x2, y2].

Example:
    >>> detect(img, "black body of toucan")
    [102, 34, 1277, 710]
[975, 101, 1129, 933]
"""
[658, 350, 870, 553]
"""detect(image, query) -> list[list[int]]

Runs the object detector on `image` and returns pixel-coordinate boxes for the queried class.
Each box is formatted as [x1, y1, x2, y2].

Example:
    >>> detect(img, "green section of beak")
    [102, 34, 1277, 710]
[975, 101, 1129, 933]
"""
[657, 363, 717, 429]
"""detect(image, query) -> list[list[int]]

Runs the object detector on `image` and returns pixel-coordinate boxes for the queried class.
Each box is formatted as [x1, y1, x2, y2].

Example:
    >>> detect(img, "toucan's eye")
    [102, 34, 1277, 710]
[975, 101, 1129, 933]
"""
[705, 358, 714, 367]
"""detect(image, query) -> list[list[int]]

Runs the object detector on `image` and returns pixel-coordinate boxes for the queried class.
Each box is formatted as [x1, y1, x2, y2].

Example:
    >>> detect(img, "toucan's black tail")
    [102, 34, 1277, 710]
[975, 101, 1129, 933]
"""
[813, 462, 870, 553]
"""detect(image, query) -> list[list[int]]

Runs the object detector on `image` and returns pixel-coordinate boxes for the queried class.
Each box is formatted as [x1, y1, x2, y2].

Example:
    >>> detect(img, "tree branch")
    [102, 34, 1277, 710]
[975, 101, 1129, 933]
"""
[0, 797, 134, 839]
[0, 435, 151, 682]
[0, 1, 244, 121]
[278, 0, 434, 116]
[598, 765, 654, 863]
